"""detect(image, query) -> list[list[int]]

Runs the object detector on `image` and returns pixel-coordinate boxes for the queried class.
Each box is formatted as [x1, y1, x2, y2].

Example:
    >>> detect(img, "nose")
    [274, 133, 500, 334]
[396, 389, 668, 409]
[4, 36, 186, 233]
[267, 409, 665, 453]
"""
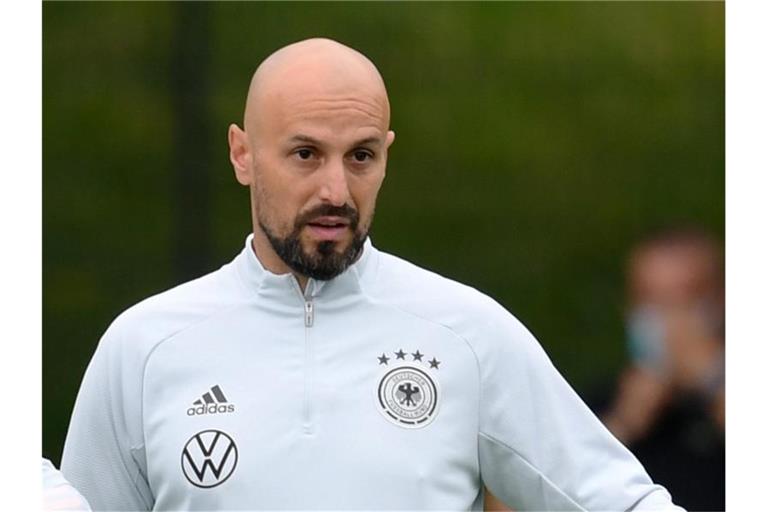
[317, 158, 351, 206]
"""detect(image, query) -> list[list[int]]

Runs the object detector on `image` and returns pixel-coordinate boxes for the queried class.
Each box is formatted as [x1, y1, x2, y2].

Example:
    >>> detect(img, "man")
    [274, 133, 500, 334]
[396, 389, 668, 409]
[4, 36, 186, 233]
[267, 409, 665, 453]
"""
[599, 228, 725, 511]
[62, 38, 682, 511]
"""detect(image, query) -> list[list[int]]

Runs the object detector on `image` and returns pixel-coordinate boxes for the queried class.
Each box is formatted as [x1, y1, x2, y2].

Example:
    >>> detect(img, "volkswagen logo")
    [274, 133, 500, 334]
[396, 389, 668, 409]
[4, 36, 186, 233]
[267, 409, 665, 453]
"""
[181, 429, 238, 488]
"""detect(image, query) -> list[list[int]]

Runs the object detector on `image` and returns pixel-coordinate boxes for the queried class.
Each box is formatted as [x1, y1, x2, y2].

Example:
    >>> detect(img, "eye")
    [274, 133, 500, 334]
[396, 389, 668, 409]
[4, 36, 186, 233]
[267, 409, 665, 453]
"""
[352, 150, 373, 162]
[296, 148, 313, 160]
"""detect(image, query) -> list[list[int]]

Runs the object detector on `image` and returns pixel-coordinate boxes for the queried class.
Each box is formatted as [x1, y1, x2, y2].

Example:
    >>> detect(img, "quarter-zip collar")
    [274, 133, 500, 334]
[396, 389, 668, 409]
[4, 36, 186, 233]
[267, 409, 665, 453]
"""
[234, 233, 377, 307]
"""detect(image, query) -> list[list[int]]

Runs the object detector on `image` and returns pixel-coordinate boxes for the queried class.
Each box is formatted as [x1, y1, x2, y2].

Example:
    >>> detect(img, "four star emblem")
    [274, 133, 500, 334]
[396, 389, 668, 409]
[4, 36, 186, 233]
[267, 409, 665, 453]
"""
[377, 349, 441, 369]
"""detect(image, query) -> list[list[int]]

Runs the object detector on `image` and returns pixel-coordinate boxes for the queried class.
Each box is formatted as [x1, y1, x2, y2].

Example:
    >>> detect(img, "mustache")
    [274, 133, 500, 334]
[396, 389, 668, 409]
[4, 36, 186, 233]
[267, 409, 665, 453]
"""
[295, 203, 360, 229]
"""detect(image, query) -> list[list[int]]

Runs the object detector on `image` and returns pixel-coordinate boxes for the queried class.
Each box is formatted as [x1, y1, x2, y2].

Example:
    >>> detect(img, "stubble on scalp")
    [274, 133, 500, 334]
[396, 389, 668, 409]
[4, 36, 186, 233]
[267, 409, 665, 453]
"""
[243, 38, 391, 139]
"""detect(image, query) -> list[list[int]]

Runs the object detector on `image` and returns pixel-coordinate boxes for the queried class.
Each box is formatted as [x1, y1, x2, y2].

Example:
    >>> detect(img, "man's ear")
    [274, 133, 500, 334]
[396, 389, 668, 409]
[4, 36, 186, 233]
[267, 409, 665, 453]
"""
[228, 124, 252, 186]
[385, 130, 396, 149]
[380, 130, 396, 180]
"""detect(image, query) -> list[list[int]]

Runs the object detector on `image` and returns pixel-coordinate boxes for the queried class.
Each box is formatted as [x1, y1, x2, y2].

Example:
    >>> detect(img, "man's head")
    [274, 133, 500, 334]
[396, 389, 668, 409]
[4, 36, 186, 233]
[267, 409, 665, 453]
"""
[228, 38, 396, 281]
[625, 227, 724, 386]
[628, 227, 723, 317]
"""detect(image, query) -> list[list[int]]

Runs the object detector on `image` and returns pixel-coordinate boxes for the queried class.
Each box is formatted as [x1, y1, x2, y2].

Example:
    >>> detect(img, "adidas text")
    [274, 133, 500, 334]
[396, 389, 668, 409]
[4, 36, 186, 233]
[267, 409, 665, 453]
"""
[187, 404, 235, 416]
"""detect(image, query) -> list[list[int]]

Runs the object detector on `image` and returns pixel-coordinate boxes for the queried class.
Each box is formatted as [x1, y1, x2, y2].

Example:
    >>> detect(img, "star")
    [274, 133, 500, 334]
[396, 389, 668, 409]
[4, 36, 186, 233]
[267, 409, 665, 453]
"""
[412, 350, 424, 361]
[394, 349, 407, 360]
[428, 357, 441, 369]
[378, 353, 390, 365]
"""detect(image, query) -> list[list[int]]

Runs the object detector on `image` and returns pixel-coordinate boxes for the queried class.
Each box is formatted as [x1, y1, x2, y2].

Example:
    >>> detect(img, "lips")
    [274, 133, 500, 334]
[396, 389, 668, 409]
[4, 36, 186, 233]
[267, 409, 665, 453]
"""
[305, 216, 351, 241]
[306, 216, 351, 228]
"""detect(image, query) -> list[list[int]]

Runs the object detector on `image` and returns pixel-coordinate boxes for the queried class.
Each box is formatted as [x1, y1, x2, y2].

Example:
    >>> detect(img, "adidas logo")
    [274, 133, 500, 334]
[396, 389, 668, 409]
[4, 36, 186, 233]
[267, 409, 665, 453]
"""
[186, 385, 236, 416]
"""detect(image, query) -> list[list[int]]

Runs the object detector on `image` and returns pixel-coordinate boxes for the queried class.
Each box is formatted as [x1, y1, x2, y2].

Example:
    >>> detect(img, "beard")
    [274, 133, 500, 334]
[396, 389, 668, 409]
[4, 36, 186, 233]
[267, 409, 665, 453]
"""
[259, 203, 368, 281]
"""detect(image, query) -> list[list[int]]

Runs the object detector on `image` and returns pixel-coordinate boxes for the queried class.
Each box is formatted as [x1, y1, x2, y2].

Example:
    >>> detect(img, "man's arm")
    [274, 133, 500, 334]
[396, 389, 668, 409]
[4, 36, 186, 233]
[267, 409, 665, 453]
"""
[484, 486, 513, 512]
[61, 320, 153, 511]
[475, 306, 684, 511]
[43, 458, 92, 511]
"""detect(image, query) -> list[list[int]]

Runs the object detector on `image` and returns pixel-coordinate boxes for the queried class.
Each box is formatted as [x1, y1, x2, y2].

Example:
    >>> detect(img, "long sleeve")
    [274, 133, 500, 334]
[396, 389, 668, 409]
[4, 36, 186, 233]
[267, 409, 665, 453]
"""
[42, 458, 92, 511]
[476, 308, 684, 511]
[61, 319, 154, 511]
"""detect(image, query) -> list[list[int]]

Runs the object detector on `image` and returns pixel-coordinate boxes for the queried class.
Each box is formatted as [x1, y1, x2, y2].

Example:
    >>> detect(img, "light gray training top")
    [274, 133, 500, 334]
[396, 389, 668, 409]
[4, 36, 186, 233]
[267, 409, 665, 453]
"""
[61, 235, 684, 511]
[43, 458, 91, 511]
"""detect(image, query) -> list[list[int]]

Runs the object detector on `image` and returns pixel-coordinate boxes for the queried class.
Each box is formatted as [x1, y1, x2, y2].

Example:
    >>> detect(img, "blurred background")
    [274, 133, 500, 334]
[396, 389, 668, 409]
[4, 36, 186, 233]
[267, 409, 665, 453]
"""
[43, 1, 723, 507]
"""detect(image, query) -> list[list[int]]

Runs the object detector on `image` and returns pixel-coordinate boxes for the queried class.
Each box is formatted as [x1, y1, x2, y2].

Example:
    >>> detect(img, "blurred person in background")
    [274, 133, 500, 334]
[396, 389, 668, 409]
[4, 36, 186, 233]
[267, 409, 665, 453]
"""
[599, 227, 725, 511]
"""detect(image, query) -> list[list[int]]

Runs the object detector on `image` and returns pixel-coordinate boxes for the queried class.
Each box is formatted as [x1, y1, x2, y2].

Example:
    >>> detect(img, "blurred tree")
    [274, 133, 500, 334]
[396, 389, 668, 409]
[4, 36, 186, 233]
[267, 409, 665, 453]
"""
[170, 2, 213, 280]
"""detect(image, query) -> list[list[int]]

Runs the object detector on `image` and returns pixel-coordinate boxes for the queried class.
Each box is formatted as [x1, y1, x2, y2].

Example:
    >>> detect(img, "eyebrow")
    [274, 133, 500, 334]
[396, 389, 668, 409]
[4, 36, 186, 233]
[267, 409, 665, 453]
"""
[287, 134, 382, 147]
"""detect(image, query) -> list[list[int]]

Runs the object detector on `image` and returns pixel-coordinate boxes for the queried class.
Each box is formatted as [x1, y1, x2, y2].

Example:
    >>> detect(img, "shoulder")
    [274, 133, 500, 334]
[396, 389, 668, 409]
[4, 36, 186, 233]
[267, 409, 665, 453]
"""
[370, 250, 535, 348]
[98, 259, 246, 362]
[373, 250, 495, 308]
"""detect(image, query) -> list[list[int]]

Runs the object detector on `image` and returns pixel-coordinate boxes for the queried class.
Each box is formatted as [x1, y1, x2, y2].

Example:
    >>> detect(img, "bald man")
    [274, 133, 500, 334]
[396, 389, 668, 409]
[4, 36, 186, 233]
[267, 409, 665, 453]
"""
[61, 39, 683, 511]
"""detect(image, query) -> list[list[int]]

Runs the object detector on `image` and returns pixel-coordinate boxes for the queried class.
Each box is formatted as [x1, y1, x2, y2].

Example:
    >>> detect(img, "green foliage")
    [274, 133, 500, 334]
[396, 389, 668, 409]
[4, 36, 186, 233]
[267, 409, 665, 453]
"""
[43, 2, 723, 464]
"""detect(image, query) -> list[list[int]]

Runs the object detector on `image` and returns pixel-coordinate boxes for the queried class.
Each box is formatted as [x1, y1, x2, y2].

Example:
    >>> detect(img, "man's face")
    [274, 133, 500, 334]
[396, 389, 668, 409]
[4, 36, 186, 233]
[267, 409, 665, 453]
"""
[625, 244, 723, 379]
[628, 246, 715, 309]
[242, 88, 394, 280]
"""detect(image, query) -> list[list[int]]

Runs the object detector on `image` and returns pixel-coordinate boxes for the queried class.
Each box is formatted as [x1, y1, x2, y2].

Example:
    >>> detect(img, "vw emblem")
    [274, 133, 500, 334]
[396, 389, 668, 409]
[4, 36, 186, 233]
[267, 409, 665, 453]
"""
[181, 429, 238, 488]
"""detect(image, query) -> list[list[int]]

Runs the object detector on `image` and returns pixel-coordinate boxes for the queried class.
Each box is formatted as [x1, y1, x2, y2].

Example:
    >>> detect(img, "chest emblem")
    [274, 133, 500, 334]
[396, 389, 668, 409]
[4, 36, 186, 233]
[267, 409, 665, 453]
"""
[375, 349, 441, 429]
[181, 429, 238, 488]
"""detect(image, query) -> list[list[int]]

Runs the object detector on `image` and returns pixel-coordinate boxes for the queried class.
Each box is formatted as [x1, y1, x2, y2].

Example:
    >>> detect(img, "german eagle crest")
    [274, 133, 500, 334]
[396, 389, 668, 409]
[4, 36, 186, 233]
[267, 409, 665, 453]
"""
[374, 348, 440, 428]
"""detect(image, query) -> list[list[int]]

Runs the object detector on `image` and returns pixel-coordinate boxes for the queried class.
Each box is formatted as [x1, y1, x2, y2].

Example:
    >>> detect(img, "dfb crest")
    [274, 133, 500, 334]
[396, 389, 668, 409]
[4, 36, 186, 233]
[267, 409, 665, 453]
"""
[376, 365, 439, 429]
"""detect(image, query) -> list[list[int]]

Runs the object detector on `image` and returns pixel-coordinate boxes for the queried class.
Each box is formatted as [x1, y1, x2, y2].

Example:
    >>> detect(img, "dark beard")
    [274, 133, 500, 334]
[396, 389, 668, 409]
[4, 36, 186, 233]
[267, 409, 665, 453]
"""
[260, 204, 366, 281]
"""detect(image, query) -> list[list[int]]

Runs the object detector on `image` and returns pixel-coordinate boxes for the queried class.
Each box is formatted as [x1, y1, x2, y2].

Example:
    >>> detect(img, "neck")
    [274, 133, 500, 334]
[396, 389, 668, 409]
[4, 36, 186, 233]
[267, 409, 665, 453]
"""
[250, 230, 310, 292]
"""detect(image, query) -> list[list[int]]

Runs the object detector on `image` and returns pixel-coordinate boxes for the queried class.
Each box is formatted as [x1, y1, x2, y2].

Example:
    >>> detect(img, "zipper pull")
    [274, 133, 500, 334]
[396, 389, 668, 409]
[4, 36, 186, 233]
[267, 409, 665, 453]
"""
[304, 300, 314, 328]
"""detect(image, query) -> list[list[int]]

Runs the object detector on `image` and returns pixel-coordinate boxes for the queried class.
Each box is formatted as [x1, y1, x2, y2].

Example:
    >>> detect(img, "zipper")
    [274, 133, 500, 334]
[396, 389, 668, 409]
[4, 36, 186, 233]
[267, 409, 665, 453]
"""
[295, 278, 316, 434]
[291, 276, 316, 328]
[304, 299, 314, 327]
